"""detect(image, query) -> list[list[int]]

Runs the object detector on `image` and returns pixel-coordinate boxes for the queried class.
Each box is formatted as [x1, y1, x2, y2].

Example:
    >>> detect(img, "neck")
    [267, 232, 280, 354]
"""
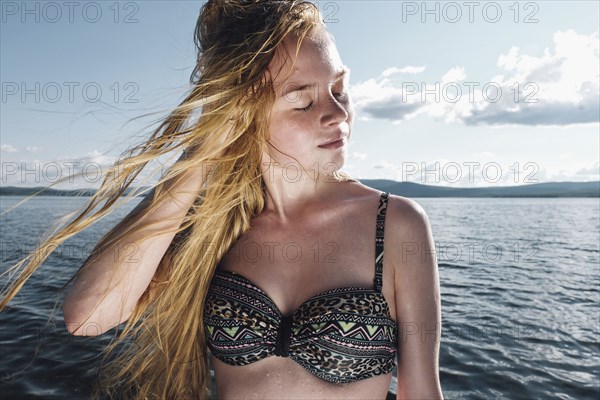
[260, 161, 345, 223]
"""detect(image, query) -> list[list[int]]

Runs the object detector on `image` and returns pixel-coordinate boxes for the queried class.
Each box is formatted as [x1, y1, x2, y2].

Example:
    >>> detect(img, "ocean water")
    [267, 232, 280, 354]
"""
[0, 196, 598, 399]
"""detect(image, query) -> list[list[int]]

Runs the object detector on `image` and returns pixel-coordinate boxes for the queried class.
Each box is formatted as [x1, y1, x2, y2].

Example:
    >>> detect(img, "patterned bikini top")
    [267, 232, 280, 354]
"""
[203, 192, 398, 384]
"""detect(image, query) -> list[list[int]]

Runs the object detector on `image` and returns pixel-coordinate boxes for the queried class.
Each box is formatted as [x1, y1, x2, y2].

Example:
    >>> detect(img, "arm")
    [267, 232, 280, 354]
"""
[62, 152, 212, 337]
[387, 196, 444, 400]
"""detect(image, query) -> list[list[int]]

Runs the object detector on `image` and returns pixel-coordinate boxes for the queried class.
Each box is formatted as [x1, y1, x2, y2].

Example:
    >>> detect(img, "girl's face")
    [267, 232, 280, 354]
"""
[263, 26, 354, 181]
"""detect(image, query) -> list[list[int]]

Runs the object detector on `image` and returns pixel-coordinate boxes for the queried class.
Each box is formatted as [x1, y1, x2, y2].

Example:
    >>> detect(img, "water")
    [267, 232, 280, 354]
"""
[1, 196, 598, 399]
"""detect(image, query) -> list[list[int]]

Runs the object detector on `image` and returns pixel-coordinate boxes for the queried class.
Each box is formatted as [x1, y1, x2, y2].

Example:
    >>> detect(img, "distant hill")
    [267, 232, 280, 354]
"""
[0, 180, 598, 198]
[360, 180, 600, 197]
[0, 186, 141, 197]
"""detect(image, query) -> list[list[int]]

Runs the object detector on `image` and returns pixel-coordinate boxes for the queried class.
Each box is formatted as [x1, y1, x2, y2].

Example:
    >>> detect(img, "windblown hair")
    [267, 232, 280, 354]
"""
[0, 0, 357, 398]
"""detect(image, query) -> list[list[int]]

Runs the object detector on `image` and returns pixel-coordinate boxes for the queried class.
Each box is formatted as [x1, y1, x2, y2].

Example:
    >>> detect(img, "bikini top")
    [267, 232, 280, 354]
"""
[203, 192, 398, 384]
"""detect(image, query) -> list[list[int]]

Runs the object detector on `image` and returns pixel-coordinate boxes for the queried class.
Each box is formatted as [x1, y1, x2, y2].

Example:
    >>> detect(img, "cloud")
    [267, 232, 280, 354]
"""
[1, 144, 18, 153]
[1, 149, 174, 189]
[465, 97, 599, 126]
[81, 150, 117, 166]
[470, 151, 496, 159]
[441, 66, 467, 84]
[350, 77, 425, 122]
[381, 65, 427, 77]
[361, 99, 422, 122]
[574, 161, 600, 179]
[348, 151, 367, 160]
[373, 161, 397, 170]
[466, 30, 599, 126]
[533, 162, 600, 183]
[350, 29, 599, 127]
[358, 157, 599, 186]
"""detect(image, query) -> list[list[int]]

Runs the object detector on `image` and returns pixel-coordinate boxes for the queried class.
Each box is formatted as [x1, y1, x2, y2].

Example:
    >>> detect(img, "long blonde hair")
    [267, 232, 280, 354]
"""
[0, 1, 357, 398]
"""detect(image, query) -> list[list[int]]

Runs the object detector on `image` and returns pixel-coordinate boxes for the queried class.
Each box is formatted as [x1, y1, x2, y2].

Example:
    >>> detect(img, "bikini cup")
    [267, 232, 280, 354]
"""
[203, 192, 398, 384]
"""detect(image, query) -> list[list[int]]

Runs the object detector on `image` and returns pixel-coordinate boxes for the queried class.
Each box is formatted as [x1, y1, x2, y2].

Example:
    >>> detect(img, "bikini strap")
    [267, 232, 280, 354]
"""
[374, 192, 389, 293]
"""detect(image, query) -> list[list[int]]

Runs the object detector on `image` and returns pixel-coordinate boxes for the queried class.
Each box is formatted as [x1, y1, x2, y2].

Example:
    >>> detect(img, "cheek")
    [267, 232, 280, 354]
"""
[267, 115, 306, 148]
[269, 121, 306, 154]
[267, 112, 287, 142]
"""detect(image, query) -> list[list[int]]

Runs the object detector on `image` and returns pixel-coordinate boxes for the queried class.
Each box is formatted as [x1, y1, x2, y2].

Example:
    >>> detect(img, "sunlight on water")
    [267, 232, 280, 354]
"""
[1, 196, 598, 399]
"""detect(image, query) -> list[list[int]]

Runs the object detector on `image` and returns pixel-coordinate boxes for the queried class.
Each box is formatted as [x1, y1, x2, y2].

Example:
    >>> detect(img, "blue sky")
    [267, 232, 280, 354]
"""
[1, 0, 599, 189]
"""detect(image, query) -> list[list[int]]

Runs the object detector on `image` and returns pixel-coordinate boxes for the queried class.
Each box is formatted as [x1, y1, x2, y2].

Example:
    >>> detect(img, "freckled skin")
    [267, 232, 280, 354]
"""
[211, 26, 397, 399]
[263, 25, 354, 181]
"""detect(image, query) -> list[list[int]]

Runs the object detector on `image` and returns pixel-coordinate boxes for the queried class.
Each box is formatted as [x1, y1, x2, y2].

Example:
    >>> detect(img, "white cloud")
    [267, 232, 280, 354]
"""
[497, 47, 520, 71]
[373, 161, 398, 170]
[574, 161, 600, 179]
[470, 151, 496, 160]
[1, 149, 170, 189]
[350, 77, 423, 122]
[381, 65, 427, 77]
[351, 29, 599, 127]
[1, 144, 18, 153]
[84, 150, 116, 166]
[356, 157, 599, 186]
[348, 151, 367, 160]
[441, 66, 467, 84]
[532, 163, 599, 183]
[465, 29, 599, 126]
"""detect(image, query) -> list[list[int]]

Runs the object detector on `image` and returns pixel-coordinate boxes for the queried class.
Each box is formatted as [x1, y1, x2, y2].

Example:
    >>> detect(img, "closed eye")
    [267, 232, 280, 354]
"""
[294, 90, 348, 112]
[295, 102, 314, 112]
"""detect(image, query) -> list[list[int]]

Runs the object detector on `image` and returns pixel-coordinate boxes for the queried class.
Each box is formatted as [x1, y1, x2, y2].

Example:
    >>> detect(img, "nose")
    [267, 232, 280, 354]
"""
[320, 89, 350, 126]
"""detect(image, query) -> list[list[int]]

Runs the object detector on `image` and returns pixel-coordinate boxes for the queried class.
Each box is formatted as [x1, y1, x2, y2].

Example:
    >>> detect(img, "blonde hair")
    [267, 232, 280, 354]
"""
[0, 1, 356, 398]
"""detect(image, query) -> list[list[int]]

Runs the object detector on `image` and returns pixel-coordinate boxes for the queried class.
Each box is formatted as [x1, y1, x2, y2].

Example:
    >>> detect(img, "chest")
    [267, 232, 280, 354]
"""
[217, 205, 380, 315]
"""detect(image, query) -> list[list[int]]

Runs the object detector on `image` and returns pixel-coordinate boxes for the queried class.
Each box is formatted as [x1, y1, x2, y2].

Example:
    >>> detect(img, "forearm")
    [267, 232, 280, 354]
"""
[63, 159, 211, 336]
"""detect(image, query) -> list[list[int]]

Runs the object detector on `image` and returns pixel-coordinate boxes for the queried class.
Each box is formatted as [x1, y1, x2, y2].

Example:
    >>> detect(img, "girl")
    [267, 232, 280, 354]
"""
[0, 1, 443, 399]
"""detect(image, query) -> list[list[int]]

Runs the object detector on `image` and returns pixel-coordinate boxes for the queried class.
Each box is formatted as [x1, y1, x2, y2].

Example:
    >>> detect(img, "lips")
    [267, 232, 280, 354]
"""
[318, 137, 346, 150]
[319, 136, 344, 147]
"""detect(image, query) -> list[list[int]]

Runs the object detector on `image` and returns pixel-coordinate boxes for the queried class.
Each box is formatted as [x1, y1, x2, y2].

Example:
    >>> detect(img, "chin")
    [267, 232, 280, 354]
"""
[319, 155, 346, 176]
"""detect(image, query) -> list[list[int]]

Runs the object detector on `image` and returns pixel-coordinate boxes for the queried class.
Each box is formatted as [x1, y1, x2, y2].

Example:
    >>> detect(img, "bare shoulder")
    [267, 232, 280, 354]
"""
[342, 183, 432, 234]
[384, 194, 435, 273]
[385, 194, 431, 238]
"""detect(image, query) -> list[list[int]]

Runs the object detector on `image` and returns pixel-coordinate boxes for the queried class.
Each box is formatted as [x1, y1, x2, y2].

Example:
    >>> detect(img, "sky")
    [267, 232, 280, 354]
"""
[1, 0, 599, 189]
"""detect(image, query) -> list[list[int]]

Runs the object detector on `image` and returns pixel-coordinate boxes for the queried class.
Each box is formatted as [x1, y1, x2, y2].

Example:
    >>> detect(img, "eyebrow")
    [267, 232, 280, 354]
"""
[281, 66, 350, 97]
